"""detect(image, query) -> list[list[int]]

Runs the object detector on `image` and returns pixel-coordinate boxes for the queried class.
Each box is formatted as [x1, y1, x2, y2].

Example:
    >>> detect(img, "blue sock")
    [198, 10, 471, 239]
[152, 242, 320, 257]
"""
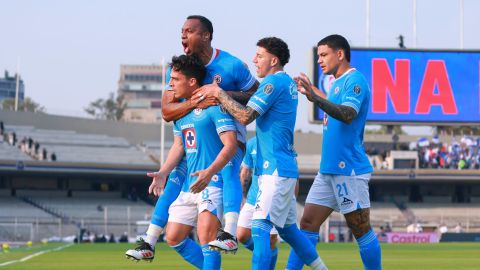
[243, 237, 255, 251]
[269, 246, 278, 270]
[221, 147, 243, 213]
[150, 164, 185, 227]
[251, 219, 273, 270]
[356, 229, 382, 270]
[171, 238, 203, 269]
[201, 244, 221, 270]
[286, 229, 319, 270]
[276, 224, 321, 266]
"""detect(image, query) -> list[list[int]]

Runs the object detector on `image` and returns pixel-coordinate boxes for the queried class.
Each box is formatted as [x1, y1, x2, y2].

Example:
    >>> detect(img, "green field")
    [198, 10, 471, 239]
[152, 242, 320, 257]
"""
[1, 242, 479, 269]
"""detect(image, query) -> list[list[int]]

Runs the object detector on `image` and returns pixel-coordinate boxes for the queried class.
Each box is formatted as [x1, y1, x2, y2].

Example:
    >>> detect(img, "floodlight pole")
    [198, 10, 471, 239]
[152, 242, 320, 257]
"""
[161, 59, 166, 166]
[15, 58, 20, 111]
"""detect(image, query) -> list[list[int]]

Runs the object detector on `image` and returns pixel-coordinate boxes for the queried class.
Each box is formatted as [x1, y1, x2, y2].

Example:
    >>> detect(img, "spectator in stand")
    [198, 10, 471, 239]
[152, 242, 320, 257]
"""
[50, 152, 57, 161]
[0, 121, 4, 136]
[41, 148, 48, 161]
[454, 223, 463, 233]
[27, 137, 33, 154]
[34, 142, 40, 156]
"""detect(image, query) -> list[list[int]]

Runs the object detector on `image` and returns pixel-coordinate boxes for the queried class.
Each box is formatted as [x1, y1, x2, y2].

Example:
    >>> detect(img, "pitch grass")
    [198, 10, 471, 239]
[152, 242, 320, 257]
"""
[1, 242, 479, 269]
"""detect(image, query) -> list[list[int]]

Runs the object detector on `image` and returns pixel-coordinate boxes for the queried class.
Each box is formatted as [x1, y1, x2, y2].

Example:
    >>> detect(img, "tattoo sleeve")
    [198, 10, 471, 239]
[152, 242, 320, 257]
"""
[217, 90, 258, 125]
[225, 81, 259, 105]
[310, 88, 357, 124]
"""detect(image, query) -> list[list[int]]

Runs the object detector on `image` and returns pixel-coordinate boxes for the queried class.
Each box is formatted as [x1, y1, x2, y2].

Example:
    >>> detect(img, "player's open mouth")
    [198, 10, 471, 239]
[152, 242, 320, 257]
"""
[182, 42, 190, 54]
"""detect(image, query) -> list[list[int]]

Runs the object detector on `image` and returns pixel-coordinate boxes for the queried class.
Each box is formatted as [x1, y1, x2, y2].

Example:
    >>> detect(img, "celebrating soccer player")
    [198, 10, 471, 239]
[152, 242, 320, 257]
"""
[196, 36, 328, 270]
[285, 34, 382, 270]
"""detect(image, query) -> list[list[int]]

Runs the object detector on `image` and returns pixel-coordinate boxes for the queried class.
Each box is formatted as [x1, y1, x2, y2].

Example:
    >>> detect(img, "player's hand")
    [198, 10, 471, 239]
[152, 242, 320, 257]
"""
[189, 169, 213, 193]
[294, 73, 314, 102]
[193, 82, 222, 101]
[147, 171, 168, 197]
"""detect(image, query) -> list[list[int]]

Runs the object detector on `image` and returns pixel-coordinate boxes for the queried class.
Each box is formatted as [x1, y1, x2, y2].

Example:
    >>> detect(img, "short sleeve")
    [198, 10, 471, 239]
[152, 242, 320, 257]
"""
[341, 76, 368, 114]
[210, 106, 237, 135]
[246, 75, 280, 116]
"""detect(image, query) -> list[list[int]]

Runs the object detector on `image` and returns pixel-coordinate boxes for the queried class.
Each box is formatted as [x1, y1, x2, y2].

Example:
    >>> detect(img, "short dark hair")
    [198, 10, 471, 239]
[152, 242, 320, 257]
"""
[170, 55, 206, 84]
[256, 37, 290, 67]
[317, 34, 351, 62]
[187, 15, 213, 41]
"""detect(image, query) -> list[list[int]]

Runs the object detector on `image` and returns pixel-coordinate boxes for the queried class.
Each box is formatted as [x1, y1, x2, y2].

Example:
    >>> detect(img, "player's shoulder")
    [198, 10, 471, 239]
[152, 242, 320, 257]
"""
[217, 49, 245, 66]
[345, 69, 369, 90]
[204, 104, 229, 116]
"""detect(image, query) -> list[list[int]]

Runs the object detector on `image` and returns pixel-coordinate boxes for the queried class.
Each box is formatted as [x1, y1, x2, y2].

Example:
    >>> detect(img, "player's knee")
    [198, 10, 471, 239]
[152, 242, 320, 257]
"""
[237, 229, 251, 244]
[165, 234, 184, 247]
[345, 209, 372, 238]
[300, 216, 317, 231]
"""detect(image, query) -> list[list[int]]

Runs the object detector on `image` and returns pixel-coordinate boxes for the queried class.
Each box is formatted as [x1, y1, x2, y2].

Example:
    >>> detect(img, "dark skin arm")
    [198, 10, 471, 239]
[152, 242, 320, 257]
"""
[295, 73, 357, 124]
[161, 81, 258, 122]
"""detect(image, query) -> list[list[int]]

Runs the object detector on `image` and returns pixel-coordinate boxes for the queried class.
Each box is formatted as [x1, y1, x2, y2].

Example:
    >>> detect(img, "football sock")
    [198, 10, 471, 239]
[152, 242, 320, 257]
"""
[251, 219, 273, 270]
[242, 236, 254, 251]
[356, 229, 382, 270]
[269, 246, 278, 270]
[285, 229, 319, 270]
[276, 224, 327, 270]
[202, 244, 221, 270]
[224, 212, 239, 236]
[145, 224, 163, 247]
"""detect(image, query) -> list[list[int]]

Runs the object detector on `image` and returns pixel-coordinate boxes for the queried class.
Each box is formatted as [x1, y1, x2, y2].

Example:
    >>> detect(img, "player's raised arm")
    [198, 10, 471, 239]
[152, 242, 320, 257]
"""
[307, 86, 357, 125]
[189, 130, 237, 193]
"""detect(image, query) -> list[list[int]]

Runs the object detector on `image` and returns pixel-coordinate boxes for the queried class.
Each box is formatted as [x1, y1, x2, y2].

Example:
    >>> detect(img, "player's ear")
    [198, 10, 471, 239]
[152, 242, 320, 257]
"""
[337, 49, 344, 61]
[188, 77, 197, 87]
[271, 56, 279, 67]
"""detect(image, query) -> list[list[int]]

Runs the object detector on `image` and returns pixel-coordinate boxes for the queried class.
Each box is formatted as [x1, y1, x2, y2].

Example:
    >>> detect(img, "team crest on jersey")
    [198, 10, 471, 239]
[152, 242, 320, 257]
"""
[338, 161, 346, 169]
[334, 86, 340, 95]
[213, 74, 222, 84]
[211, 175, 219, 182]
[263, 161, 269, 169]
[193, 108, 203, 116]
[263, 84, 274, 95]
[353, 85, 361, 95]
[183, 128, 197, 148]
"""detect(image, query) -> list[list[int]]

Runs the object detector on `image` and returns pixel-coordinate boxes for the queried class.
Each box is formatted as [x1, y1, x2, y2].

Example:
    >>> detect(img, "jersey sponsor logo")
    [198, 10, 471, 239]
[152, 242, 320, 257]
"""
[341, 197, 353, 206]
[334, 86, 340, 95]
[193, 108, 203, 116]
[253, 95, 267, 105]
[338, 161, 346, 169]
[214, 74, 222, 84]
[254, 203, 262, 211]
[353, 85, 361, 95]
[263, 83, 274, 95]
[183, 128, 197, 148]
[289, 82, 298, 99]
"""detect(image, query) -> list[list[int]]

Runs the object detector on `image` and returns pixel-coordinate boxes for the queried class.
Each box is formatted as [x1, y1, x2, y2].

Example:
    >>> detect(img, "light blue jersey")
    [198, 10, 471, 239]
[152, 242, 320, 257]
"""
[321, 68, 373, 176]
[247, 71, 298, 178]
[167, 49, 255, 143]
[242, 137, 259, 205]
[173, 105, 236, 189]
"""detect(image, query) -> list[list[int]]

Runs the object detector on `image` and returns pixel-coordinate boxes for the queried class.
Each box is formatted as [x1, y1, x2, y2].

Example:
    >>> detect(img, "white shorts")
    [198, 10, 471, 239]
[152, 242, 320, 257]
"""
[305, 172, 371, 214]
[238, 203, 278, 234]
[252, 175, 297, 228]
[168, 186, 223, 227]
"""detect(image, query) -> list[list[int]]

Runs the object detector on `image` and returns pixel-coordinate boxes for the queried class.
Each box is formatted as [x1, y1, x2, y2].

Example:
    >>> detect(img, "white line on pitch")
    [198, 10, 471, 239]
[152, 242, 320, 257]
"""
[0, 243, 73, 267]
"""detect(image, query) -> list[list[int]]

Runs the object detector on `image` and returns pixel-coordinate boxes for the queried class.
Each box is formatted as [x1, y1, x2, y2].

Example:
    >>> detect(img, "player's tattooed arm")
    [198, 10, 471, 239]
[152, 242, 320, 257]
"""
[225, 81, 259, 105]
[217, 90, 259, 125]
[312, 94, 357, 125]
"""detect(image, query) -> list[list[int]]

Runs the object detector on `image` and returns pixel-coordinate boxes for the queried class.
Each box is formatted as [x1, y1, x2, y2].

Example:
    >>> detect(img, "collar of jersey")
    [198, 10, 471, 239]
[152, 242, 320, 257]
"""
[333, 68, 356, 81]
[205, 48, 220, 67]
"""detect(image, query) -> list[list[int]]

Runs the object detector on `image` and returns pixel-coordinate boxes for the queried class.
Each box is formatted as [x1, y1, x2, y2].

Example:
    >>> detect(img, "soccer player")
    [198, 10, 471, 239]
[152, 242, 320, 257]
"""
[285, 34, 382, 270]
[162, 54, 237, 269]
[237, 137, 278, 270]
[126, 15, 257, 260]
[196, 36, 327, 270]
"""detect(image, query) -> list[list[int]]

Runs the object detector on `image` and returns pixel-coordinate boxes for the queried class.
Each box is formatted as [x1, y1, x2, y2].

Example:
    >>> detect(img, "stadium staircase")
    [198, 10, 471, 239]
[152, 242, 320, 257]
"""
[390, 196, 416, 224]
[20, 196, 80, 228]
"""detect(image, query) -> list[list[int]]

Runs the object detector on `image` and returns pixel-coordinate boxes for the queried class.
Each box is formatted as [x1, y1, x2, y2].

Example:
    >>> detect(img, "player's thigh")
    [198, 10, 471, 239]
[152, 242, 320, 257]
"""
[197, 210, 221, 245]
[165, 222, 193, 246]
[305, 173, 339, 211]
[331, 173, 371, 215]
[300, 203, 334, 232]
